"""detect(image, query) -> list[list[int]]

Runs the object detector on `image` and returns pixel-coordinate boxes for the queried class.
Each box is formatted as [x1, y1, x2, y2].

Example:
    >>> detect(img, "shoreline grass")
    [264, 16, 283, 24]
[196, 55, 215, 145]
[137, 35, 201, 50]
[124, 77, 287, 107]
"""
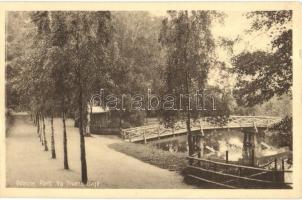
[109, 142, 188, 174]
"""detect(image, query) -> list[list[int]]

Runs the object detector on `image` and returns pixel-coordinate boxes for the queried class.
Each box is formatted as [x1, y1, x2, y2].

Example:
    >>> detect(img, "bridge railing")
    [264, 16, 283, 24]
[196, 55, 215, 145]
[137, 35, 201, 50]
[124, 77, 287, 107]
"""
[228, 116, 281, 128]
[121, 124, 169, 142]
[121, 116, 282, 142]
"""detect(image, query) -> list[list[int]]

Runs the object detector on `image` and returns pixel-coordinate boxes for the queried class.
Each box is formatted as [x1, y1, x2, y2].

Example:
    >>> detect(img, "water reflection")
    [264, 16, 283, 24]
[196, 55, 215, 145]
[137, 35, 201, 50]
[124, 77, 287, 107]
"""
[152, 136, 188, 153]
[150, 134, 244, 161]
[151, 132, 243, 161]
[150, 130, 291, 163]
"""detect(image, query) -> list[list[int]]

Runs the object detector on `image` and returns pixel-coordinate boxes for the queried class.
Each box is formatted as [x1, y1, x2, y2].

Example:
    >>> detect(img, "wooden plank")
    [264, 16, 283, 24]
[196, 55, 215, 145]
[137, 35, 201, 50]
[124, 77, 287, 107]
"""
[187, 174, 237, 189]
[188, 156, 267, 171]
[226, 171, 292, 185]
[188, 166, 284, 184]
[188, 156, 278, 172]
[223, 171, 268, 184]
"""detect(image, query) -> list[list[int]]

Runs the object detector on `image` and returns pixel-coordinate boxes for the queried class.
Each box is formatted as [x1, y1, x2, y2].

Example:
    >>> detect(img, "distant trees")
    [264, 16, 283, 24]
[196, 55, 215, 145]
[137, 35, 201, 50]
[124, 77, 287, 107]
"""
[6, 12, 34, 111]
[233, 94, 292, 117]
[110, 12, 164, 127]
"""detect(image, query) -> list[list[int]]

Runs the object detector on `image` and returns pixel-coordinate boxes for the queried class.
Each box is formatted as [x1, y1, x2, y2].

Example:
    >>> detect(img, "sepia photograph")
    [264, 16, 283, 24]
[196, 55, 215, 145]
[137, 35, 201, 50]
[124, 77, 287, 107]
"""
[1, 2, 302, 198]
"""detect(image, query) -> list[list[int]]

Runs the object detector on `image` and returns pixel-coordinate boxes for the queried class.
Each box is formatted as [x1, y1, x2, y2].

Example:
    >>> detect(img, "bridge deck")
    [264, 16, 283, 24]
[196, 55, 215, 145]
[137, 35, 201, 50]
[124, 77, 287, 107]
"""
[121, 116, 281, 143]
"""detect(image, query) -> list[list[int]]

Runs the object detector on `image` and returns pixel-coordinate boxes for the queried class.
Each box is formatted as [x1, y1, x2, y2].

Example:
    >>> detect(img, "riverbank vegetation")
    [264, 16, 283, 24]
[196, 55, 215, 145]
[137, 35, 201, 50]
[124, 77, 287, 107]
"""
[109, 142, 188, 173]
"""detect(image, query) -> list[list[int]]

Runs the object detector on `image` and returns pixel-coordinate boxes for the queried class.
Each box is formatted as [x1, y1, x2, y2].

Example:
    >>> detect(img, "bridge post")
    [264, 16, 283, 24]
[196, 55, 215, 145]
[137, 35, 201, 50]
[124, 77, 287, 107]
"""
[197, 134, 204, 166]
[274, 158, 277, 170]
[251, 149, 255, 166]
[242, 129, 255, 166]
[172, 126, 175, 137]
[121, 130, 124, 140]
[226, 150, 229, 163]
[199, 119, 205, 137]
[143, 128, 147, 144]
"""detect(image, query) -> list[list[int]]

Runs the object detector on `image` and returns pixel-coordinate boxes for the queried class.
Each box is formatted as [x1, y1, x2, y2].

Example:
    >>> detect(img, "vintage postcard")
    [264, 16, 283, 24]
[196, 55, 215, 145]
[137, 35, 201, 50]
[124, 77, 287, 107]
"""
[0, 1, 302, 198]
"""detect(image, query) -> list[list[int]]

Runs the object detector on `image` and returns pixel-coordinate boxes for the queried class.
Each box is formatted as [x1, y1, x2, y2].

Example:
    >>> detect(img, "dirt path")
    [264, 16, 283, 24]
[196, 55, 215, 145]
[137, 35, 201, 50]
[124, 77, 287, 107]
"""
[6, 114, 193, 188]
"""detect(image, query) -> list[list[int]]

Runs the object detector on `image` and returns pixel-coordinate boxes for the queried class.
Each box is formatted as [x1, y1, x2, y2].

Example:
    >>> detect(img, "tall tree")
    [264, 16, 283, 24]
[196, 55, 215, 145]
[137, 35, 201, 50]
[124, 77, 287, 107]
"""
[64, 11, 113, 184]
[159, 11, 219, 156]
[24, 11, 52, 151]
[49, 12, 71, 167]
[232, 11, 292, 107]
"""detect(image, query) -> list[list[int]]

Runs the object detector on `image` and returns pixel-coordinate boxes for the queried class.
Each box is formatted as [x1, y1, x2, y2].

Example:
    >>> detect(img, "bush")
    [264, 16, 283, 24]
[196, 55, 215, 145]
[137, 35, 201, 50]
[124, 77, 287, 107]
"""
[269, 116, 292, 150]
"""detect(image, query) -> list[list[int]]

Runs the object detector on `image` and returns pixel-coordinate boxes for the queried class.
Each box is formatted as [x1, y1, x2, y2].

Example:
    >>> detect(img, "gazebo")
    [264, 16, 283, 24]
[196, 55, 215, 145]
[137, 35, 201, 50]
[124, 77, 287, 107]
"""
[87, 105, 120, 134]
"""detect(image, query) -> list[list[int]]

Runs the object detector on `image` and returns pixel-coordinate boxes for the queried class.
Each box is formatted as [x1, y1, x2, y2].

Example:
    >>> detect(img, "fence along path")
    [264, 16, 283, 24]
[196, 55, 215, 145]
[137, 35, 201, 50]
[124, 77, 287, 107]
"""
[121, 115, 281, 143]
[185, 156, 292, 189]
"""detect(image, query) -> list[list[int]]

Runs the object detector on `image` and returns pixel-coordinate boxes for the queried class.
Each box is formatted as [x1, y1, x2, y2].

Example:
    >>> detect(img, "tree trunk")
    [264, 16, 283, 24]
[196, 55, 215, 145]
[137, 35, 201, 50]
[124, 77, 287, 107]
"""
[75, 22, 87, 184]
[39, 113, 44, 145]
[83, 84, 90, 137]
[34, 113, 36, 126]
[184, 11, 193, 158]
[50, 114, 56, 159]
[79, 83, 88, 184]
[61, 82, 69, 169]
[42, 115, 48, 151]
[36, 114, 40, 140]
[186, 112, 193, 156]
[83, 120, 87, 136]
[62, 111, 69, 169]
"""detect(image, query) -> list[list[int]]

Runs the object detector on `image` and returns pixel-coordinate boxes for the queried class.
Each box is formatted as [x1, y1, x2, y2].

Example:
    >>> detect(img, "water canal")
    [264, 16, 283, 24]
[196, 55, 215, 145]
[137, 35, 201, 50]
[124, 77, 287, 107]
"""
[149, 129, 291, 164]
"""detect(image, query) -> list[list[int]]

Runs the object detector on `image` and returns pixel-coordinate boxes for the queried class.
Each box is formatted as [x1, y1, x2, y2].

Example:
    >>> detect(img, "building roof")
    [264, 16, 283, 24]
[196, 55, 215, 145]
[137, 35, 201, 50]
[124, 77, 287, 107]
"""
[89, 106, 109, 114]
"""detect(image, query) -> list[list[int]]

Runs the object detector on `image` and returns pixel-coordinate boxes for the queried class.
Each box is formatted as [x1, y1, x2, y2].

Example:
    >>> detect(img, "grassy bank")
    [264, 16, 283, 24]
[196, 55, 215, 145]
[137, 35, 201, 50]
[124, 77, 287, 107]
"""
[109, 142, 188, 173]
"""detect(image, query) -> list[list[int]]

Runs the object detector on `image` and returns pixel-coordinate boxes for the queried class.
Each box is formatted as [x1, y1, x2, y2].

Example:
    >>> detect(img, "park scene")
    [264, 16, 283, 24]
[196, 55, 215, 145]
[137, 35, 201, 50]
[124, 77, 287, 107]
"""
[5, 10, 292, 189]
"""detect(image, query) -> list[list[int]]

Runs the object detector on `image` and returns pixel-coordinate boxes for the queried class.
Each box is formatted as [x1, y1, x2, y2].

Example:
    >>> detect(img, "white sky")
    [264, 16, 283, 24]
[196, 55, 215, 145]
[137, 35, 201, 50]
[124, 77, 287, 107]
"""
[212, 11, 273, 61]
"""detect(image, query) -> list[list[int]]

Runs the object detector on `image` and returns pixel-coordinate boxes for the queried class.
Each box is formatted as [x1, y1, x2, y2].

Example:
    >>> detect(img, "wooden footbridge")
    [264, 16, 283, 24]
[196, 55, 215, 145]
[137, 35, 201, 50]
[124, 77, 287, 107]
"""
[121, 115, 292, 188]
[121, 115, 281, 143]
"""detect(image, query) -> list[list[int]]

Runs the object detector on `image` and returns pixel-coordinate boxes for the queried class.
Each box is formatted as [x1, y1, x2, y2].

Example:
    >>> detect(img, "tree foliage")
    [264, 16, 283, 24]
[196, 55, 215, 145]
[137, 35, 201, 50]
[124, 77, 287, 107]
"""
[159, 11, 229, 126]
[232, 10, 292, 107]
[232, 11, 293, 146]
